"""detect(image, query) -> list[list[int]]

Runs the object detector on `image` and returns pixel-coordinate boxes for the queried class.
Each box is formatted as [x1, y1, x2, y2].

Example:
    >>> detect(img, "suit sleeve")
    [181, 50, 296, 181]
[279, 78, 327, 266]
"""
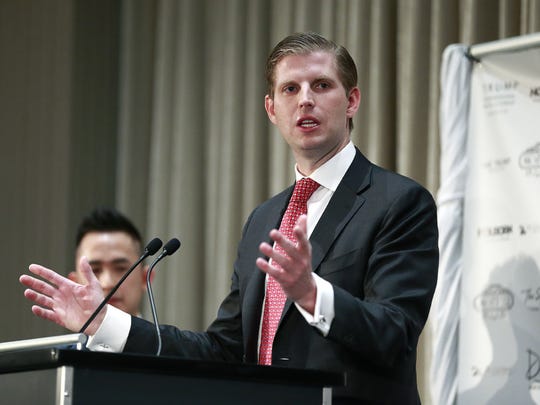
[123, 279, 243, 362]
[122, 212, 257, 362]
[326, 183, 438, 369]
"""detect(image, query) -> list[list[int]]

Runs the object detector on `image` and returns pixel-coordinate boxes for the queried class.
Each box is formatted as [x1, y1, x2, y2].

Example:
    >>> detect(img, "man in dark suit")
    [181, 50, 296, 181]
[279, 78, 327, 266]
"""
[21, 32, 438, 403]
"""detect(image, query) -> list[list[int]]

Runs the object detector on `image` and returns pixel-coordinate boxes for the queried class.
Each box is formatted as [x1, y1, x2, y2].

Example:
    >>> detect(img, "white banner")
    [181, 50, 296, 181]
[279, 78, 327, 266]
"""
[458, 47, 540, 404]
[430, 44, 471, 405]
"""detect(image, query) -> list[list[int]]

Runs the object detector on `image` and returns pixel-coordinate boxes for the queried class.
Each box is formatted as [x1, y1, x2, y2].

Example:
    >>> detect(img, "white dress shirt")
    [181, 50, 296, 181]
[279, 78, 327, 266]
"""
[290, 140, 355, 335]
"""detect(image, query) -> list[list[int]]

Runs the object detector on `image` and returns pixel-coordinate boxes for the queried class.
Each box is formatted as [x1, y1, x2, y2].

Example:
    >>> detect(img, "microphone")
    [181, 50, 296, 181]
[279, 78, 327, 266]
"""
[78, 237, 163, 334]
[146, 237, 181, 356]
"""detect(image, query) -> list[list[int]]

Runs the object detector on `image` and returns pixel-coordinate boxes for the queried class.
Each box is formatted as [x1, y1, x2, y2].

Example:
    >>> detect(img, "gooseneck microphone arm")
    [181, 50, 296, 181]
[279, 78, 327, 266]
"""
[78, 237, 163, 334]
[146, 237, 181, 356]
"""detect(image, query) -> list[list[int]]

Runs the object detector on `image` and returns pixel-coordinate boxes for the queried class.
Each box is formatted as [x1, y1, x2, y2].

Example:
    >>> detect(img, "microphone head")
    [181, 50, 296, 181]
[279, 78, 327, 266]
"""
[145, 238, 163, 255]
[162, 238, 181, 256]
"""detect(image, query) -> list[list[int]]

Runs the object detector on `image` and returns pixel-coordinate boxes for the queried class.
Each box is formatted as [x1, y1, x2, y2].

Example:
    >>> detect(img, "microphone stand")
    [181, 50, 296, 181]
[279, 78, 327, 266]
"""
[146, 238, 181, 356]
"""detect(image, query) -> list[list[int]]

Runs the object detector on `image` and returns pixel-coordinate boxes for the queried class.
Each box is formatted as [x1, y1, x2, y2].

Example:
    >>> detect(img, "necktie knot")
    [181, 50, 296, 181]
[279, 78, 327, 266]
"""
[290, 178, 320, 205]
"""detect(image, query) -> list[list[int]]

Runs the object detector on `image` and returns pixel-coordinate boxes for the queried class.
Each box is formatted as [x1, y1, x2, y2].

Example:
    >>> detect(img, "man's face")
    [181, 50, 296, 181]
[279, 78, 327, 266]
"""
[74, 231, 146, 316]
[265, 51, 360, 174]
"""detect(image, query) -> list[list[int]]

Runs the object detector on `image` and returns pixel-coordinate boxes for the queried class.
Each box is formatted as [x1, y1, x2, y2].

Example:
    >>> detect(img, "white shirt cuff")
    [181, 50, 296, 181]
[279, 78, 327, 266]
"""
[295, 274, 334, 336]
[85, 304, 131, 352]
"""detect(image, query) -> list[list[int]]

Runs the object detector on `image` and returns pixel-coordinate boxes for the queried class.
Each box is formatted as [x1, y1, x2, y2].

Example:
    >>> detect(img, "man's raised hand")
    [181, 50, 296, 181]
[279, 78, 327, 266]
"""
[19, 256, 106, 335]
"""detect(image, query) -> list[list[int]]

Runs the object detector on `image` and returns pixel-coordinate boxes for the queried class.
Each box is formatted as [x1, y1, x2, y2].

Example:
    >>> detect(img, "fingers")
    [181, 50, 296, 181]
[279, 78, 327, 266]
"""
[23, 287, 55, 309]
[275, 215, 310, 258]
[256, 254, 281, 277]
[31, 305, 64, 327]
[77, 256, 99, 288]
[292, 215, 310, 254]
[256, 215, 316, 307]
[79, 256, 93, 284]
[22, 262, 97, 332]
[257, 214, 313, 279]
[259, 239, 288, 264]
[22, 280, 66, 328]
[260, 215, 311, 269]
[21, 264, 73, 316]
[27, 264, 68, 288]
[20, 274, 58, 298]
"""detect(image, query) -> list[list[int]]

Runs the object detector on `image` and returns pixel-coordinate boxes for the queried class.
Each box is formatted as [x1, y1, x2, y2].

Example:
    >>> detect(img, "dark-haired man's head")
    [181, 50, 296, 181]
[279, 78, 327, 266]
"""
[71, 208, 147, 316]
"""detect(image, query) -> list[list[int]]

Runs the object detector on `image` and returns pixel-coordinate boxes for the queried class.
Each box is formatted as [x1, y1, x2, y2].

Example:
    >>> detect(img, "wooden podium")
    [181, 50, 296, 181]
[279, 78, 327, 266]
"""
[0, 335, 343, 404]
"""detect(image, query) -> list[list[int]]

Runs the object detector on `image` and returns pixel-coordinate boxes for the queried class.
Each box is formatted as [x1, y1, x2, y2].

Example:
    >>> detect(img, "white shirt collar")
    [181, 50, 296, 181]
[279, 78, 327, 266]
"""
[294, 141, 355, 192]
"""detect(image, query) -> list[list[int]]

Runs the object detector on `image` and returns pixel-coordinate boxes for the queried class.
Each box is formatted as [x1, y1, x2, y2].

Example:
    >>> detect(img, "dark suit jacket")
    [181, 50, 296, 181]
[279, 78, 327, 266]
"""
[125, 148, 439, 404]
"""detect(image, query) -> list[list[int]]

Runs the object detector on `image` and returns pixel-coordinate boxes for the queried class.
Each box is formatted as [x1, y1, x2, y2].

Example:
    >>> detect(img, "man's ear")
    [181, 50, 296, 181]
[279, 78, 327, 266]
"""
[265, 95, 277, 125]
[346, 87, 361, 117]
[67, 271, 79, 283]
[141, 264, 153, 291]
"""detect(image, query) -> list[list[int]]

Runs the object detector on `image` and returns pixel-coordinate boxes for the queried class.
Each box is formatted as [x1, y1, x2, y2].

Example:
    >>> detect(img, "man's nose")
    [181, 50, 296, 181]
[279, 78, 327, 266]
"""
[298, 85, 314, 108]
[98, 270, 116, 290]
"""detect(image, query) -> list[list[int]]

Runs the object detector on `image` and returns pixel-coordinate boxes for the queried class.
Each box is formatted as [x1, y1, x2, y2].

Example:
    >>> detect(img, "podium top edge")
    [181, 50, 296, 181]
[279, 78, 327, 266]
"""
[0, 347, 344, 387]
[0, 334, 87, 353]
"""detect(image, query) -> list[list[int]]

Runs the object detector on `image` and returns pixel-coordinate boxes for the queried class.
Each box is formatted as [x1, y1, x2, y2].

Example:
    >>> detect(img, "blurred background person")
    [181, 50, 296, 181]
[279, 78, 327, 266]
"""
[69, 207, 149, 317]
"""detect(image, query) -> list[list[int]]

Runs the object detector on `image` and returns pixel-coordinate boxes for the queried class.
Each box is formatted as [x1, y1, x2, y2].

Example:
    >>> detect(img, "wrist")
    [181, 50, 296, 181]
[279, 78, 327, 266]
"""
[85, 305, 108, 336]
[296, 282, 317, 315]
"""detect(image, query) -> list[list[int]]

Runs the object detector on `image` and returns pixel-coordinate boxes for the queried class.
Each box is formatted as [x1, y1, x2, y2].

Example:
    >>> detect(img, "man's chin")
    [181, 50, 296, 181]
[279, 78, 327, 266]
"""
[108, 299, 125, 311]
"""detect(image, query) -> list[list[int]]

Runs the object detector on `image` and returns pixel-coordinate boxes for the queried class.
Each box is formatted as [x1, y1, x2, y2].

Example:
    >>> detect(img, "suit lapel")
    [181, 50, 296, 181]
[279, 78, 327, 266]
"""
[311, 150, 372, 273]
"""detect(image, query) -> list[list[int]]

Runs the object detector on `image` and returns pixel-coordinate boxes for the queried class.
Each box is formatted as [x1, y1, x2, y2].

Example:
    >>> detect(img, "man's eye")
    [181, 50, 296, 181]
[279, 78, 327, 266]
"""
[114, 266, 129, 274]
[316, 82, 329, 89]
[284, 85, 296, 93]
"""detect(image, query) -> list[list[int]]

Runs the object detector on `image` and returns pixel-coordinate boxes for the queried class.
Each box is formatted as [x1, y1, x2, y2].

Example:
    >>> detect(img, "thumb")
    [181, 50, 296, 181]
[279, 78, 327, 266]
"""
[77, 256, 98, 287]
